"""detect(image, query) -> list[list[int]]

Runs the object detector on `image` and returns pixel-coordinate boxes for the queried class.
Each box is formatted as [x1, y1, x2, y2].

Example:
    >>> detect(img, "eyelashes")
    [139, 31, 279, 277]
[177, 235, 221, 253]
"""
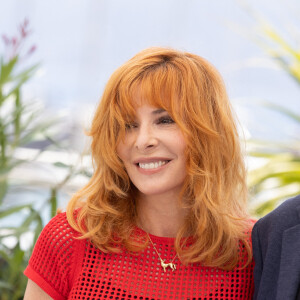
[125, 123, 138, 130]
[125, 115, 175, 130]
[156, 116, 175, 124]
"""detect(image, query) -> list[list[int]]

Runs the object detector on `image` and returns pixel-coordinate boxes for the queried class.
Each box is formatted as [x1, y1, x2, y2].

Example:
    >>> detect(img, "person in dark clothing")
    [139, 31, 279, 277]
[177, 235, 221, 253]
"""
[252, 194, 300, 300]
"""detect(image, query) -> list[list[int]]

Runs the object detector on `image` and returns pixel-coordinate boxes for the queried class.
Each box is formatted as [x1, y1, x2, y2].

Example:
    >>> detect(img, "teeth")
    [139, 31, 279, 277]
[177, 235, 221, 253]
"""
[139, 160, 168, 169]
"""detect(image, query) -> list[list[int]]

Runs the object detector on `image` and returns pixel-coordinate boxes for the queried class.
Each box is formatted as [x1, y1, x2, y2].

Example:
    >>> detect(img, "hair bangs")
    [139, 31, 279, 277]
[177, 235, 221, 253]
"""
[118, 61, 184, 120]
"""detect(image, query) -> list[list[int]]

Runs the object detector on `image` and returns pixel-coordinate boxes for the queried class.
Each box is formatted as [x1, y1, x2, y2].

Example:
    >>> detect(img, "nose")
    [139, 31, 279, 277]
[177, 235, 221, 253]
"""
[134, 124, 158, 151]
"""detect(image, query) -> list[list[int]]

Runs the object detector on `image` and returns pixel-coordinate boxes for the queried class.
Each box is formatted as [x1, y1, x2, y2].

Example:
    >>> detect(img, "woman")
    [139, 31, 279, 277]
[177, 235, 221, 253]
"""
[24, 47, 254, 299]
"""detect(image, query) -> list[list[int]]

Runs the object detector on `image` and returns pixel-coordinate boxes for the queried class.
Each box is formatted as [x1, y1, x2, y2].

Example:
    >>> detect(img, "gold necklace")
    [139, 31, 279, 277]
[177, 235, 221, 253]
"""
[146, 232, 178, 272]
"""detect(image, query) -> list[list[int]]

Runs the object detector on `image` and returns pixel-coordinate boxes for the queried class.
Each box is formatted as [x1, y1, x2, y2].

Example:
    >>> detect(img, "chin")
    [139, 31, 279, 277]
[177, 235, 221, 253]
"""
[138, 188, 165, 196]
[135, 184, 183, 198]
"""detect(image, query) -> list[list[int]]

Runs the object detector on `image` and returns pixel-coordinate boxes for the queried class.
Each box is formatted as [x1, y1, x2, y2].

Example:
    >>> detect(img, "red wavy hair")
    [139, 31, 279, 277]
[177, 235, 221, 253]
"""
[67, 47, 252, 270]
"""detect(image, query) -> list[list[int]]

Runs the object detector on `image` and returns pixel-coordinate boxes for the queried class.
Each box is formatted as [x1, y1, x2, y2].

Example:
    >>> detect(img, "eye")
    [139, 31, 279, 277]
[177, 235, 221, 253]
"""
[157, 116, 175, 125]
[125, 122, 138, 130]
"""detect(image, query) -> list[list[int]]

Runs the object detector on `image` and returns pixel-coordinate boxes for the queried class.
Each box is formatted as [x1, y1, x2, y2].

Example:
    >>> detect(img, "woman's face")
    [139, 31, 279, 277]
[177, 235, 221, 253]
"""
[116, 101, 187, 199]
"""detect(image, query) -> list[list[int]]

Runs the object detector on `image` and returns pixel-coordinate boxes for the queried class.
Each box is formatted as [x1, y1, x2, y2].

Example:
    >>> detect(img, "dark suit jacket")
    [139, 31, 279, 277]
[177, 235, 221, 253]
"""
[252, 194, 300, 300]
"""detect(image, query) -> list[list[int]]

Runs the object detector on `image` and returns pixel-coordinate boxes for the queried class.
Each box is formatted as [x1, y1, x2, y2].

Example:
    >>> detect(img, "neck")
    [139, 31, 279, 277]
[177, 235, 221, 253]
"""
[136, 191, 189, 237]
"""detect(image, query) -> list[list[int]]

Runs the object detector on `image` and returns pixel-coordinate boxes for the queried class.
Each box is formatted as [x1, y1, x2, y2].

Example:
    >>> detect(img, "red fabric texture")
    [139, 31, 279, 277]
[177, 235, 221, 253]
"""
[24, 213, 254, 299]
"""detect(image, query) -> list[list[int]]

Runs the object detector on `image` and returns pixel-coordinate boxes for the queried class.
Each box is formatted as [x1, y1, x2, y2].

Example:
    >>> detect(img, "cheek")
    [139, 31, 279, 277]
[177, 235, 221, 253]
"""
[116, 133, 133, 158]
[116, 142, 126, 163]
[174, 133, 187, 156]
[116, 140, 133, 172]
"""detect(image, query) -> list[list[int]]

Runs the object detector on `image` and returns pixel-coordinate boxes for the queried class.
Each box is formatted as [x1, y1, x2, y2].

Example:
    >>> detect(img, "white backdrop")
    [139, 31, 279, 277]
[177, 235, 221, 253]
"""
[0, 0, 299, 146]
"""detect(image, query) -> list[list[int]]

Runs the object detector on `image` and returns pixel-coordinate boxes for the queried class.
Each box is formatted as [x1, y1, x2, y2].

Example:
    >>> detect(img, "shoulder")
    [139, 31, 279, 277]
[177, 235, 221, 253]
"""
[252, 195, 300, 241]
[38, 211, 79, 243]
[25, 212, 83, 299]
[28, 212, 80, 266]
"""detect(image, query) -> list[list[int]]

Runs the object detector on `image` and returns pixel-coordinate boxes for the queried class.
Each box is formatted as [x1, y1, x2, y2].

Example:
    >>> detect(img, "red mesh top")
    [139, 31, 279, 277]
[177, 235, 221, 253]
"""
[24, 212, 254, 299]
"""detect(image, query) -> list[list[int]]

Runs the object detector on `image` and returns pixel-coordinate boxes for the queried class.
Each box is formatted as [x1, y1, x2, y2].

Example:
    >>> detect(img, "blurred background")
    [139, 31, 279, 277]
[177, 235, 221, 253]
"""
[0, 0, 299, 298]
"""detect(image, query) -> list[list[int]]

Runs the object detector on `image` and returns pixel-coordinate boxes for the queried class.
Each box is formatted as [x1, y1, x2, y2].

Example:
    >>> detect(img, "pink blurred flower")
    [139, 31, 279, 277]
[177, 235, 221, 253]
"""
[1, 18, 37, 61]
[1, 34, 10, 45]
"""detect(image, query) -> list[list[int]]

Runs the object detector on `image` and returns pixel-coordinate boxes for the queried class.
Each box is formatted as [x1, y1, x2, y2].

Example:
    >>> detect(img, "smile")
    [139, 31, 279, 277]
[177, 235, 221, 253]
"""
[138, 160, 170, 170]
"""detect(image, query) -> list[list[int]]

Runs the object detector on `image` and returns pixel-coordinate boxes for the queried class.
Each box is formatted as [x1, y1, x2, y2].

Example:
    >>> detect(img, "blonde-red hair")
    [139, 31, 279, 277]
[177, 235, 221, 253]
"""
[67, 47, 252, 270]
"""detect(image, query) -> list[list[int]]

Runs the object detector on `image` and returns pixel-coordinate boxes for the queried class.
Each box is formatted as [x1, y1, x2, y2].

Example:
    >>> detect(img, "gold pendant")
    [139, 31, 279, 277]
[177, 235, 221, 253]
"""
[160, 258, 176, 272]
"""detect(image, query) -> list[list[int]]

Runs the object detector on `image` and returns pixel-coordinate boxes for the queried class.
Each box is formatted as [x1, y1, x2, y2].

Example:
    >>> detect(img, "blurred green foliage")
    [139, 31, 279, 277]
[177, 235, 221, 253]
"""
[0, 20, 90, 299]
[0, 20, 45, 300]
[246, 11, 300, 217]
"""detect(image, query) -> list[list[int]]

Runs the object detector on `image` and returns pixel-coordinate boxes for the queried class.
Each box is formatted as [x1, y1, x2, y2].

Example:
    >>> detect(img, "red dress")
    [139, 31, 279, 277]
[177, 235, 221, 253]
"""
[24, 212, 254, 299]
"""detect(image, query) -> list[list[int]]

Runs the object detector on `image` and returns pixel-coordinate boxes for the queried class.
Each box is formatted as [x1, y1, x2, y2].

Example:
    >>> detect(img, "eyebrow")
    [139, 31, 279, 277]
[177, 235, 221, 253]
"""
[152, 109, 166, 115]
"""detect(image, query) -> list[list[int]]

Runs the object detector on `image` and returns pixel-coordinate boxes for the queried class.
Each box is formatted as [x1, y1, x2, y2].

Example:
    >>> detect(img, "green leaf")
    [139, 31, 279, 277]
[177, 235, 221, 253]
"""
[49, 188, 57, 218]
[0, 280, 13, 291]
[0, 249, 10, 262]
[53, 161, 70, 168]
[33, 215, 43, 244]
[0, 204, 32, 219]
[261, 24, 300, 62]
[0, 180, 8, 204]
[0, 56, 18, 85]
[12, 63, 39, 83]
